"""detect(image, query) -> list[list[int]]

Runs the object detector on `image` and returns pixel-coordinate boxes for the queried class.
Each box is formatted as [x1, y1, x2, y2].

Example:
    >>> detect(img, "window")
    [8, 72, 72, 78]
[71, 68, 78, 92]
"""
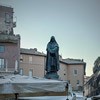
[5, 13, 11, 23]
[0, 46, 5, 53]
[29, 56, 32, 63]
[77, 80, 80, 84]
[20, 55, 23, 62]
[0, 58, 5, 68]
[73, 69, 78, 75]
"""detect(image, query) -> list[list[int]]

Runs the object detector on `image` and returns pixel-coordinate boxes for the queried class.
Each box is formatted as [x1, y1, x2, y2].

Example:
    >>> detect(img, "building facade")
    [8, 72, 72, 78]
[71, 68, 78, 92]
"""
[0, 5, 16, 34]
[20, 48, 86, 91]
[84, 57, 100, 97]
[20, 48, 45, 77]
[63, 59, 86, 91]
[0, 5, 20, 74]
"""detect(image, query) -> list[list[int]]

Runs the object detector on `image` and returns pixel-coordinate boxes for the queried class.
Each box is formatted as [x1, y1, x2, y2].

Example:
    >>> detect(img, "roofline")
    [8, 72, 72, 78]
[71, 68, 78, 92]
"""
[60, 60, 86, 65]
[20, 52, 86, 65]
[20, 52, 46, 57]
[0, 4, 13, 9]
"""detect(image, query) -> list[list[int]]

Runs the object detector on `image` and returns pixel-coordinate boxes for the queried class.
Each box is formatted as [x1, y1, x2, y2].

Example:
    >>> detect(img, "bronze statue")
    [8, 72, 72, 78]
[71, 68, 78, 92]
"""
[45, 36, 60, 79]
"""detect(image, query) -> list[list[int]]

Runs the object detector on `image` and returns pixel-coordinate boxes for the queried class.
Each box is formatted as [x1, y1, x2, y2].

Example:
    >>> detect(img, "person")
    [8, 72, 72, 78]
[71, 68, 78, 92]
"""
[45, 36, 60, 73]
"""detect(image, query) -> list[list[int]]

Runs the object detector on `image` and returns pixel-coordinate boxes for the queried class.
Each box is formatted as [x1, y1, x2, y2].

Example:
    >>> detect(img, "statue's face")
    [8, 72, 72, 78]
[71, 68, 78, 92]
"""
[50, 36, 55, 42]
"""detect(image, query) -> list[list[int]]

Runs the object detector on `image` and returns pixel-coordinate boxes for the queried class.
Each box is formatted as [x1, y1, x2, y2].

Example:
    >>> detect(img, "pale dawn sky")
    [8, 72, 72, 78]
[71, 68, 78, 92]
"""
[0, 0, 100, 76]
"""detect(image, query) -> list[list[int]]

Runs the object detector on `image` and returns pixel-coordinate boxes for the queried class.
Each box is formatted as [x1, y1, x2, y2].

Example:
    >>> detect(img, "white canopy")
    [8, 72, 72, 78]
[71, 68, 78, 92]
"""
[0, 75, 67, 94]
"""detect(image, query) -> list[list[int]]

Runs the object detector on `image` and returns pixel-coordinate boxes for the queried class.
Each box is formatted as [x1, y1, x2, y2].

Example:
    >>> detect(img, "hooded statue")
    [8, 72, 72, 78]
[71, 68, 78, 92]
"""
[45, 36, 60, 79]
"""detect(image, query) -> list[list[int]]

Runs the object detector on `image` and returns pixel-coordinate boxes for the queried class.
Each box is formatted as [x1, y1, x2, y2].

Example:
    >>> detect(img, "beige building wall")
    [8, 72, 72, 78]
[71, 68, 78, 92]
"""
[67, 64, 84, 90]
[20, 54, 68, 80]
[0, 34, 20, 72]
[20, 54, 45, 77]
[58, 62, 67, 81]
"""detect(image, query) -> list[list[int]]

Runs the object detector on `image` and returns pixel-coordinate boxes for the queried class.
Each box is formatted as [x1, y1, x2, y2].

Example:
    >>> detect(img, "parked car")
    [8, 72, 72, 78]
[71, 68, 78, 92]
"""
[66, 92, 76, 100]
[75, 92, 87, 100]
[92, 95, 100, 100]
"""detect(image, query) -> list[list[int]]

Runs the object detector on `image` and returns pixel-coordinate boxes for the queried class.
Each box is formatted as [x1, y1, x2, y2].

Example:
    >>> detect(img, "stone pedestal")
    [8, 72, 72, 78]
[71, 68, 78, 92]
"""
[45, 72, 59, 80]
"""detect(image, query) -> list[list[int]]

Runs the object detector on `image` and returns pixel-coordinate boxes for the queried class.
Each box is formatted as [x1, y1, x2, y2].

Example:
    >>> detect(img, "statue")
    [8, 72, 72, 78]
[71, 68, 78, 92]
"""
[45, 36, 60, 79]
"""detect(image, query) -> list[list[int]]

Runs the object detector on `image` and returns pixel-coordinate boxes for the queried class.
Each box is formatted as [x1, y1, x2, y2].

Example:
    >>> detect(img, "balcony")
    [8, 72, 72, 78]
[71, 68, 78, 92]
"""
[0, 33, 20, 44]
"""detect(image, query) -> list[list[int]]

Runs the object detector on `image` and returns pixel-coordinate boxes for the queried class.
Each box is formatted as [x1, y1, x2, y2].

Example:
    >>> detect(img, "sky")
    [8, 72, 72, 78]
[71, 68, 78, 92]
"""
[0, 0, 100, 76]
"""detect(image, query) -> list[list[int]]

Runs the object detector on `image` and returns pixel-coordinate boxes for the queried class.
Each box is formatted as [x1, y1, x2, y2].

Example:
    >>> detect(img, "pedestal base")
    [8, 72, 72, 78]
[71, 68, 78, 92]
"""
[45, 72, 59, 80]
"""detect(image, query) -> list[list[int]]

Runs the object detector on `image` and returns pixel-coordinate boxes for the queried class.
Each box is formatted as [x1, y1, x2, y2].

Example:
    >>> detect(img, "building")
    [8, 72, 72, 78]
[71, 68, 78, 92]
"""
[0, 5, 16, 34]
[84, 57, 100, 97]
[84, 76, 90, 85]
[20, 48, 86, 91]
[63, 58, 86, 91]
[20, 48, 45, 77]
[0, 5, 20, 74]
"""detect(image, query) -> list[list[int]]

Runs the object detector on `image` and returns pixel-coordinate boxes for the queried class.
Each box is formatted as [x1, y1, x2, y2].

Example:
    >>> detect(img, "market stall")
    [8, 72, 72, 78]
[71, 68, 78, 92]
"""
[0, 75, 68, 100]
